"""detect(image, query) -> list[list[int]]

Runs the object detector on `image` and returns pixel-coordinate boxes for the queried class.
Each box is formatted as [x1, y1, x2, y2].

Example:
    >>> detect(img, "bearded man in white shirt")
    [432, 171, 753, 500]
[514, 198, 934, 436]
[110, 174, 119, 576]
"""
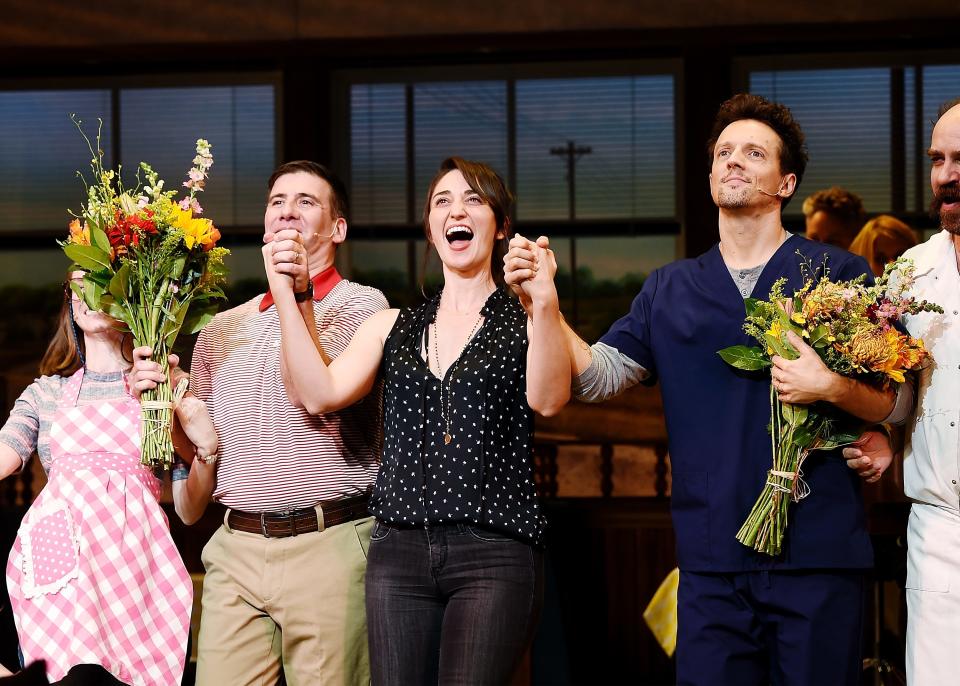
[848, 97, 960, 684]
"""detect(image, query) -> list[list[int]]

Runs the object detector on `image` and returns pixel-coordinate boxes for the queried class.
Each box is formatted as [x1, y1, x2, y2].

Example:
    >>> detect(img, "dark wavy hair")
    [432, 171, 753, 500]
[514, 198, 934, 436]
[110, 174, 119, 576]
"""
[706, 93, 809, 208]
[422, 157, 515, 287]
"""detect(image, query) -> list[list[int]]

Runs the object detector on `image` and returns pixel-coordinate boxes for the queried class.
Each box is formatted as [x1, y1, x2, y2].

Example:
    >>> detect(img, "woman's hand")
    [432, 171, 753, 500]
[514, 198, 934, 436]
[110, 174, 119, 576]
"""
[175, 395, 218, 459]
[129, 347, 186, 400]
[504, 234, 558, 315]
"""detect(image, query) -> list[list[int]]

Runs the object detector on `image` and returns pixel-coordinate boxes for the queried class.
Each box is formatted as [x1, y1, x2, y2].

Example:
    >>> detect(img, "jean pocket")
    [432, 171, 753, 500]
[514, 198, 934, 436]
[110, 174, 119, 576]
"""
[20, 499, 81, 598]
[465, 524, 516, 543]
[370, 519, 393, 542]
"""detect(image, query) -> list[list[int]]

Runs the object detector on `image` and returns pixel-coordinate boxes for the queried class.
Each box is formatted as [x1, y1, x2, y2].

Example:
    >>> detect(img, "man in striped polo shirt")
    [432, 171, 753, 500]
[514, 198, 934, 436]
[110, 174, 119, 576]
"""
[191, 161, 388, 685]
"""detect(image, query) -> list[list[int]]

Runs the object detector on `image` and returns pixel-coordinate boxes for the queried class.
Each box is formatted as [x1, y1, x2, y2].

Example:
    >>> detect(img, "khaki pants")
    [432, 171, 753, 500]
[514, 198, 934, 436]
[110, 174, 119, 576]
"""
[195, 512, 373, 686]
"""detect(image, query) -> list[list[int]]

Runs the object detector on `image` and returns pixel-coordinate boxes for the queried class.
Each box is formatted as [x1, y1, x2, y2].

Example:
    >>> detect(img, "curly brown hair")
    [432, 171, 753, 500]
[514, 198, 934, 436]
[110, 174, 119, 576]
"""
[706, 94, 808, 208]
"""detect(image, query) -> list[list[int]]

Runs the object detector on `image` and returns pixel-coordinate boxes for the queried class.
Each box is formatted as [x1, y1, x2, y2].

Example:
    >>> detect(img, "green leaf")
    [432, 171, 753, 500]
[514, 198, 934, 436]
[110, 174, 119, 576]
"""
[807, 325, 831, 349]
[763, 333, 792, 360]
[779, 402, 808, 426]
[181, 301, 219, 336]
[90, 226, 112, 254]
[80, 274, 104, 312]
[791, 426, 815, 448]
[717, 345, 771, 371]
[108, 262, 130, 302]
[169, 255, 187, 281]
[64, 244, 113, 272]
[744, 298, 762, 317]
[162, 300, 191, 349]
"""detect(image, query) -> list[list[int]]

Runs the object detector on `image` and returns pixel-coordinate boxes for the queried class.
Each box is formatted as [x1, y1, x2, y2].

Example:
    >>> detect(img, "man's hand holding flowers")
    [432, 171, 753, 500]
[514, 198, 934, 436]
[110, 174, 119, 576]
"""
[771, 330, 897, 422]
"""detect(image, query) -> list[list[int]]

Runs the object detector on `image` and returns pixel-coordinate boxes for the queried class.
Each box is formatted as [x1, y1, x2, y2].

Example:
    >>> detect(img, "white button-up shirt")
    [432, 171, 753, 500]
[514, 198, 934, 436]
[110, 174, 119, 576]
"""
[901, 230, 960, 512]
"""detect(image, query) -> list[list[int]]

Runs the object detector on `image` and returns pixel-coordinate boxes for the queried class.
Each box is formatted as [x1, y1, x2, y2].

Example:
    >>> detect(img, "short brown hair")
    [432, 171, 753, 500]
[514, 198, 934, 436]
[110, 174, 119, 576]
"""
[707, 94, 808, 208]
[801, 187, 866, 237]
[422, 157, 514, 286]
[267, 160, 350, 222]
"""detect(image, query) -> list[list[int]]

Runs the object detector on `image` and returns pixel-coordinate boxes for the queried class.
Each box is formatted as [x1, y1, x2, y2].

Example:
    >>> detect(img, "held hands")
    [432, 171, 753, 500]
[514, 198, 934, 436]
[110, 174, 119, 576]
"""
[261, 229, 310, 297]
[770, 330, 841, 404]
[503, 234, 559, 315]
[843, 430, 894, 483]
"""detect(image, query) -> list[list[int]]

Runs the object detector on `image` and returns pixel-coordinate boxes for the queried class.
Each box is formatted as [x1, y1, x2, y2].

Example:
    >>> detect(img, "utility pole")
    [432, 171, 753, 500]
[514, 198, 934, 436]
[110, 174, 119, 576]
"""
[550, 140, 592, 326]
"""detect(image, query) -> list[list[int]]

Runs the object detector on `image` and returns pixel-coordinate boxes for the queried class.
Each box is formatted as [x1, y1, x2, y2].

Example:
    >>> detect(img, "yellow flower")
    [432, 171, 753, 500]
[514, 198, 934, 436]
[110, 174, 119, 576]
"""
[68, 218, 91, 246]
[169, 205, 220, 251]
[790, 312, 806, 325]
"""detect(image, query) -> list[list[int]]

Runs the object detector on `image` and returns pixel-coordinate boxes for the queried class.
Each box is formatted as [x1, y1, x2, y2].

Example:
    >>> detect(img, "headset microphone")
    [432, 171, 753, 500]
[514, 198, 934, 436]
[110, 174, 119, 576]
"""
[754, 177, 785, 197]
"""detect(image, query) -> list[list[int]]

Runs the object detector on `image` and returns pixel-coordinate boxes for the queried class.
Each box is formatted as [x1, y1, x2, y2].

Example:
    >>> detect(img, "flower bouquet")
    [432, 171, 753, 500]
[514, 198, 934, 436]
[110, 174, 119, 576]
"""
[718, 256, 940, 556]
[62, 117, 229, 468]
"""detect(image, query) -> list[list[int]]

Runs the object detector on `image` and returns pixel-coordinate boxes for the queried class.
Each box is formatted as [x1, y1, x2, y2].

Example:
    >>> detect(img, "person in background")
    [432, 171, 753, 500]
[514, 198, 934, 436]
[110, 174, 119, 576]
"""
[263, 156, 569, 685]
[0, 271, 217, 685]
[848, 214, 919, 276]
[803, 186, 866, 249]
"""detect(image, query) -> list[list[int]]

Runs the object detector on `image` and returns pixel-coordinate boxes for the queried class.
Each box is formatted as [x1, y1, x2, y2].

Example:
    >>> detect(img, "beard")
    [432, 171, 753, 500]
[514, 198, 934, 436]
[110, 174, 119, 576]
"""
[931, 181, 960, 235]
[716, 186, 751, 209]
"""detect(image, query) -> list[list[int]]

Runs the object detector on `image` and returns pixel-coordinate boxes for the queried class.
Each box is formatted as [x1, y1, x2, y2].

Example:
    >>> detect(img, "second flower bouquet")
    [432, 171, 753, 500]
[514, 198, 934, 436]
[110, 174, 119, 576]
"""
[62, 118, 229, 468]
[718, 255, 940, 556]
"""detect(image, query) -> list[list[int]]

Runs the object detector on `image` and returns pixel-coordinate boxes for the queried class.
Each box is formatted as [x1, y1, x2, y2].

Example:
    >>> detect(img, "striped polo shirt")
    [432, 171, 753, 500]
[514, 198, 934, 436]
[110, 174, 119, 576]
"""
[190, 278, 388, 512]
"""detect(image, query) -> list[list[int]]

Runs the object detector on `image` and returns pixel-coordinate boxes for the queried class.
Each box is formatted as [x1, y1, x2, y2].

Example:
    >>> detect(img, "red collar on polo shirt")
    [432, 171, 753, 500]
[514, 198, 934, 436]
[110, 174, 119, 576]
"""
[259, 265, 343, 312]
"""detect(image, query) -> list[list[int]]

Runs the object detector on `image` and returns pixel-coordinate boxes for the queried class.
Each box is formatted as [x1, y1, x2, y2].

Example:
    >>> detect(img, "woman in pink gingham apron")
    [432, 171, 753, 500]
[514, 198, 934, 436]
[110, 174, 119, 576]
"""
[0, 272, 218, 685]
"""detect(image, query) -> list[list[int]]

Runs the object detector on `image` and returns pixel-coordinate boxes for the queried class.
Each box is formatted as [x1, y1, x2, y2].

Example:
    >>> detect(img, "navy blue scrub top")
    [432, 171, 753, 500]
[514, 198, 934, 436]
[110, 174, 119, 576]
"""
[601, 234, 875, 572]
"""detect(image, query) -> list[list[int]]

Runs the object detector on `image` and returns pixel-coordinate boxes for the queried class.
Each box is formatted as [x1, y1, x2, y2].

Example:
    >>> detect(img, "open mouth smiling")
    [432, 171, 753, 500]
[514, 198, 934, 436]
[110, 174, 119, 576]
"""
[445, 225, 474, 244]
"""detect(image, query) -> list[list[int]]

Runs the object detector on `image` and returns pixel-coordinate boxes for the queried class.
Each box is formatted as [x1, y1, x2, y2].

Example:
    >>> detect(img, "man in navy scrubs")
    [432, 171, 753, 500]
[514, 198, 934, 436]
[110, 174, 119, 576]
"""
[505, 94, 903, 685]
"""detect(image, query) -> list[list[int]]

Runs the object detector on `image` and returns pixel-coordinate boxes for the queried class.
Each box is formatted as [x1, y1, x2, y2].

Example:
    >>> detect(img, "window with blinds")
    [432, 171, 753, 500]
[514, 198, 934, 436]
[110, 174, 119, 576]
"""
[750, 68, 892, 216]
[350, 84, 408, 225]
[121, 85, 275, 227]
[0, 83, 275, 234]
[515, 75, 674, 221]
[0, 90, 113, 233]
[348, 71, 676, 227]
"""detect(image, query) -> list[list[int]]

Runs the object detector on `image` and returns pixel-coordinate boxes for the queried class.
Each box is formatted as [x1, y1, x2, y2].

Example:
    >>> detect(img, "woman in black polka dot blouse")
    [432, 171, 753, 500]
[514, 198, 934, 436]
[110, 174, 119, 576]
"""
[263, 156, 571, 685]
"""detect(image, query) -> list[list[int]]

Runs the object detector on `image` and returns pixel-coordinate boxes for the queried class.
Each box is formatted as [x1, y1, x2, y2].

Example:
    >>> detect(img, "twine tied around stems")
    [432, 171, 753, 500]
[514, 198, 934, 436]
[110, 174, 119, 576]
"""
[765, 466, 810, 502]
[140, 377, 189, 438]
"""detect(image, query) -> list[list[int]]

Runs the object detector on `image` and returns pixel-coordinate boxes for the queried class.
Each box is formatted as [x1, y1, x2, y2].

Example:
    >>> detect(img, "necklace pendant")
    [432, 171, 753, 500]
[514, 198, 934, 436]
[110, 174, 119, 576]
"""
[444, 433, 452, 445]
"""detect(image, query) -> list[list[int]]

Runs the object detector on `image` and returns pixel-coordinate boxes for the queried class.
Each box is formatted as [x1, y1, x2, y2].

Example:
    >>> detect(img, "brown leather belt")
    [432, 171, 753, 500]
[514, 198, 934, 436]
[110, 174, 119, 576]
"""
[227, 494, 370, 538]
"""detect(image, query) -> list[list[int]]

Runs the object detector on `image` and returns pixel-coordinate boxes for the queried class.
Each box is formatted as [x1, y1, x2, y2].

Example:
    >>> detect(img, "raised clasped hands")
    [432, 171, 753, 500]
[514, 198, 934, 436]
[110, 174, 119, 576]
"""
[261, 229, 310, 297]
[503, 233, 559, 315]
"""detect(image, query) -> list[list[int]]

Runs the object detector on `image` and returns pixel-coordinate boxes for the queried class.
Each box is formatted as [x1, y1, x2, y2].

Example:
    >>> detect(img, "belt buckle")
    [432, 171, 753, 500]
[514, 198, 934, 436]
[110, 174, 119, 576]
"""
[260, 511, 270, 538]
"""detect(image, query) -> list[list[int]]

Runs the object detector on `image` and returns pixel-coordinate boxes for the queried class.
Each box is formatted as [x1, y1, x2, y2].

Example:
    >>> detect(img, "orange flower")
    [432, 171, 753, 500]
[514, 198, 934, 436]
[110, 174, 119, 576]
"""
[68, 218, 91, 246]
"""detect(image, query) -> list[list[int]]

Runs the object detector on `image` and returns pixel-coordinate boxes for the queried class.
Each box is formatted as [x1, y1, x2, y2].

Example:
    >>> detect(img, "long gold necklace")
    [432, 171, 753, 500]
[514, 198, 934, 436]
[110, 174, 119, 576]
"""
[432, 312, 484, 445]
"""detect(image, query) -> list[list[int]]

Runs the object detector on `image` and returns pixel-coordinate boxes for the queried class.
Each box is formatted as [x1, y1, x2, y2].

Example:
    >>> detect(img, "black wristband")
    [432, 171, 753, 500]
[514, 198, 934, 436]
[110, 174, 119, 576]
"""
[294, 280, 314, 302]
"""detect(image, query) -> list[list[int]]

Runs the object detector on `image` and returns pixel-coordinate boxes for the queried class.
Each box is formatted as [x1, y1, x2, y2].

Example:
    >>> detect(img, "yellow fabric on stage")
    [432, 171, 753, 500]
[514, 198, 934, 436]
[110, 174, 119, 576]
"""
[643, 567, 679, 657]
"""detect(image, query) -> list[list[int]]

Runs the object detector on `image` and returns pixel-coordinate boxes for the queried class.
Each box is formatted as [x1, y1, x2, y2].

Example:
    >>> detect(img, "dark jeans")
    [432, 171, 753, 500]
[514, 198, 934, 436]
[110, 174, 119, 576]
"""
[366, 520, 543, 686]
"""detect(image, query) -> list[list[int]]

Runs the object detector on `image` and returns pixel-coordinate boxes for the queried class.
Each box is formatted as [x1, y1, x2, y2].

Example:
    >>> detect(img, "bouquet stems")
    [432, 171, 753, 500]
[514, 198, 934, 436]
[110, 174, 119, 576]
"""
[735, 386, 810, 556]
[138, 340, 175, 469]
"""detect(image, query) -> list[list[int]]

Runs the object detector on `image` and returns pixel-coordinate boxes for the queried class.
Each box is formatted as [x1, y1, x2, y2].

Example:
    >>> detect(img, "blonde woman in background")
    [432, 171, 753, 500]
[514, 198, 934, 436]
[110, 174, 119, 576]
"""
[848, 214, 919, 276]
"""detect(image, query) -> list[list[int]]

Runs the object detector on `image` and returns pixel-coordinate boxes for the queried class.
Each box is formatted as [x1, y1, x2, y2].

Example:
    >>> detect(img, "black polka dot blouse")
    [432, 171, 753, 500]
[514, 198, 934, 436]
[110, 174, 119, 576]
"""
[368, 288, 545, 545]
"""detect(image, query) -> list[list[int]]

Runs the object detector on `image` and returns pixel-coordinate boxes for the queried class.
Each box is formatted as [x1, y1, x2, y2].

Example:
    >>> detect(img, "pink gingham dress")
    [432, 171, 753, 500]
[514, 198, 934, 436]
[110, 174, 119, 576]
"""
[5, 369, 193, 686]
